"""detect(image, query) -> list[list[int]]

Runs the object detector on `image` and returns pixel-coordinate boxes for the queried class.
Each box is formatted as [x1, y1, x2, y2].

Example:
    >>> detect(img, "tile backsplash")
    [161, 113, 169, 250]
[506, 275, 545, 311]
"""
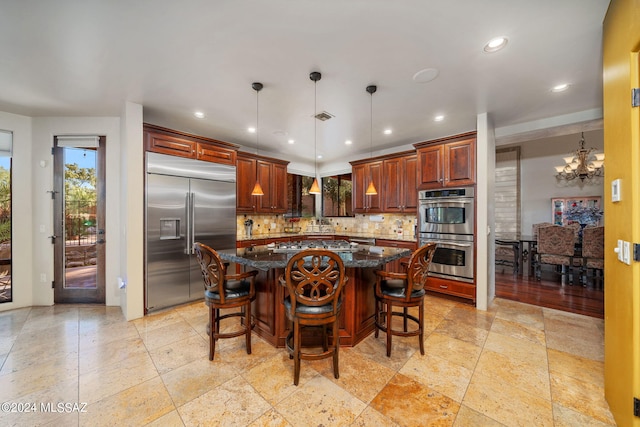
[237, 213, 417, 240]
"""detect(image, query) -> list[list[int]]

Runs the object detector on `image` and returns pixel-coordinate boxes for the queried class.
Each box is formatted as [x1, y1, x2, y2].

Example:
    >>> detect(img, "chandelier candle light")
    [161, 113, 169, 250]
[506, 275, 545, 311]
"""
[308, 72, 322, 195]
[251, 82, 264, 196]
[555, 132, 604, 182]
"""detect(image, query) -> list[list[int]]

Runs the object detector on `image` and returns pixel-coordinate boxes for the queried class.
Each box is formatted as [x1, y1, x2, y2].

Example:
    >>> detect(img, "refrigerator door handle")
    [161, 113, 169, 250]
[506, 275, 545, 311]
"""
[190, 192, 196, 254]
[185, 192, 191, 255]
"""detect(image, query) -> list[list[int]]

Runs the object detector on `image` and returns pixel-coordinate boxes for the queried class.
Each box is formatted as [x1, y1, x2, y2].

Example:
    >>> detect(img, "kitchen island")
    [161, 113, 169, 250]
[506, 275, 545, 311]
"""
[218, 240, 412, 348]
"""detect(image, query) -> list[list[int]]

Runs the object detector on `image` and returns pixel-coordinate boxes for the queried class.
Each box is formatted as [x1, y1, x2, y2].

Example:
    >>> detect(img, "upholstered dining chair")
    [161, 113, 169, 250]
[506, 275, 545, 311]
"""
[535, 225, 578, 283]
[193, 242, 258, 361]
[374, 242, 437, 357]
[566, 222, 582, 244]
[582, 226, 604, 287]
[280, 249, 347, 386]
[531, 222, 554, 273]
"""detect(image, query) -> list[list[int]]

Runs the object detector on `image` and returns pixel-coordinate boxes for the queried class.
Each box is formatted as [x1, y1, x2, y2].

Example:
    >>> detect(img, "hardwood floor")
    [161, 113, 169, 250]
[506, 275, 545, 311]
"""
[495, 269, 604, 319]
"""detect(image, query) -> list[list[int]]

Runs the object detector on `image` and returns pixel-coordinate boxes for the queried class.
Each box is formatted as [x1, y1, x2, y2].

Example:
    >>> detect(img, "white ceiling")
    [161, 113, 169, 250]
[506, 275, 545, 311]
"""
[0, 1, 610, 169]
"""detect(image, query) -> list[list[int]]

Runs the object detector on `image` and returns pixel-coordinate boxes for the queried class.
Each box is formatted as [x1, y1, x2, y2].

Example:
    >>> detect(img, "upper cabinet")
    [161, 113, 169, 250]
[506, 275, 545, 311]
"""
[414, 132, 476, 190]
[383, 153, 417, 213]
[144, 123, 237, 166]
[351, 152, 417, 214]
[351, 160, 383, 213]
[237, 152, 289, 214]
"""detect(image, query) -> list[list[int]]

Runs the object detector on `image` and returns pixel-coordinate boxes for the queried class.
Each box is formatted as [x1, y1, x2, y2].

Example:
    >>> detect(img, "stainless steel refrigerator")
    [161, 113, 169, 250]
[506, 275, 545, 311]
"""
[145, 152, 236, 312]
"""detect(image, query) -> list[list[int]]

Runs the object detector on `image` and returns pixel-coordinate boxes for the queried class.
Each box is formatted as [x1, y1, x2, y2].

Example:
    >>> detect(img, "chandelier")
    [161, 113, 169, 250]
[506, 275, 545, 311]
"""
[555, 132, 604, 181]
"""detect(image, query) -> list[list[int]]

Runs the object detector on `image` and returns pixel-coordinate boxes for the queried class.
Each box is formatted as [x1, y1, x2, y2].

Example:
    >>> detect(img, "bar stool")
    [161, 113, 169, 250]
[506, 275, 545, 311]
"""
[374, 242, 437, 357]
[194, 242, 257, 361]
[280, 249, 347, 385]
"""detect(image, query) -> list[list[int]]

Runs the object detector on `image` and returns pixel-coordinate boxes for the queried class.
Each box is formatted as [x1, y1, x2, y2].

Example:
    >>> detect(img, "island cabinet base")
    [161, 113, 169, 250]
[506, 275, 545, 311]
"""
[425, 276, 476, 302]
[251, 267, 379, 348]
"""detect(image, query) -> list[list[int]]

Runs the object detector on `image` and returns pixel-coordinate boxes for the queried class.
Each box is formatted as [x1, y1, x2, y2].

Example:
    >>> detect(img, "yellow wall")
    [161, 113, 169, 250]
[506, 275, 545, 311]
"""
[603, 0, 640, 425]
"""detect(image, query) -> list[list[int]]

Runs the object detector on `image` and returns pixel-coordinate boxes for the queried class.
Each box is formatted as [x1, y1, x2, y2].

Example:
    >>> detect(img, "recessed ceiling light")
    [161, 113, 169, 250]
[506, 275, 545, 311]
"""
[551, 83, 570, 92]
[194, 111, 205, 119]
[317, 155, 323, 159]
[412, 68, 439, 83]
[383, 129, 392, 135]
[345, 140, 352, 145]
[247, 127, 256, 133]
[288, 139, 295, 144]
[484, 37, 508, 53]
[434, 115, 445, 122]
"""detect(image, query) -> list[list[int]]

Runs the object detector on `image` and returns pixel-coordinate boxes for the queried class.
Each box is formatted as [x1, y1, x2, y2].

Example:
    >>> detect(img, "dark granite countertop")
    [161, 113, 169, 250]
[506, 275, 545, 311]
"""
[218, 244, 412, 271]
[237, 231, 417, 243]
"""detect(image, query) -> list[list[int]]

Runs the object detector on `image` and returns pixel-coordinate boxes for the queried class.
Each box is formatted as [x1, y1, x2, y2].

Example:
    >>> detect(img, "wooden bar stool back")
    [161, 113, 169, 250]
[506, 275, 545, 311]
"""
[280, 249, 347, 385]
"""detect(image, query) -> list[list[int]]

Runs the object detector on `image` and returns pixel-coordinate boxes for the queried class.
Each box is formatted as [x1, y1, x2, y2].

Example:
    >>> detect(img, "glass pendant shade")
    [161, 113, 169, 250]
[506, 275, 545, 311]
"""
[251, 82, 264, 196]
[309, 178, 321, 194]
[365, 181, 377, 196]
[251, 181, 264, 196]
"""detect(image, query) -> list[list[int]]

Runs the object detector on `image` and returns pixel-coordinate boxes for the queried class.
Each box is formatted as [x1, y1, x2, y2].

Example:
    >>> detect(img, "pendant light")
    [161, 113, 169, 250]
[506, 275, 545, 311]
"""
[365, 85, 378, 196]
[251, 82, 264, 196]
[308, 71, 322, 195]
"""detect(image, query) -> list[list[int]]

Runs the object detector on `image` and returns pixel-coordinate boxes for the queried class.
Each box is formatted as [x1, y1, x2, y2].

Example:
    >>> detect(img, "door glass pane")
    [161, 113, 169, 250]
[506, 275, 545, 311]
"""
[0, 132, 11, 302]
[64, 147, 97, 289]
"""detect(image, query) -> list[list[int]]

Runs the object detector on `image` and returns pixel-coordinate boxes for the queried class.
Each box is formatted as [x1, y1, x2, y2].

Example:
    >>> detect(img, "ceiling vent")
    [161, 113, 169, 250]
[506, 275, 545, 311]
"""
[314, 111, 334, 121]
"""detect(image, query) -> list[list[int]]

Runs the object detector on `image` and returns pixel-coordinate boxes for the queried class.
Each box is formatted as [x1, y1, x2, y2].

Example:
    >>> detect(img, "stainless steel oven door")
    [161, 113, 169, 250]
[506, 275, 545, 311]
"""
[419, 198, 474, 235]
[420, 236, 474, 283]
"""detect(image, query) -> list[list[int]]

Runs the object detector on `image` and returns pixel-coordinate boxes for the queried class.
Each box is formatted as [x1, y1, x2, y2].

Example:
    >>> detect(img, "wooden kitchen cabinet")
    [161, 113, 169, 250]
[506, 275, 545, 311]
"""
[236, 152, 289, 214]
[383, 153, 417, 213]
[351, 160, 383, 213]
[144, 123, 237, 165]
[415, 132, 476, 190]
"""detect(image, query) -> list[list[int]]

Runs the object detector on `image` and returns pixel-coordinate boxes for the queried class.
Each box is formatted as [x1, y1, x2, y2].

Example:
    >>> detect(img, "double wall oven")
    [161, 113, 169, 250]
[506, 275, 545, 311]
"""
[418, 187, 475, 283]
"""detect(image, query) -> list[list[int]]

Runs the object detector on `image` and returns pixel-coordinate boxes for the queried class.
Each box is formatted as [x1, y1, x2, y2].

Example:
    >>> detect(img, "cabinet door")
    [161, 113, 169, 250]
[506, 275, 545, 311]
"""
[352, 164, 368, 213]
[256, 161, 273, 213]
[367, 161, 383, 212]
[403, 155, 418, 211]
[237, 156, 257, 213]
[146, 132, 196, 159]
[270, 162, 288, 213]
[417, 145, 444, 189]
[353, 161, 382, 213]
[444, 139, 475, 187]
[383, 157, 403, 212]
[196, 142, 236, 165]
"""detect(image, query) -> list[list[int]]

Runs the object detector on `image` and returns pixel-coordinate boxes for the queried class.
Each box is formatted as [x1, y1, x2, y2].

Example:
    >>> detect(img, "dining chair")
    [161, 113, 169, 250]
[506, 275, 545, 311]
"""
[495, 239, 518, 275]
[535, 225, 579, 284]
[374, 242, 437, 357]
[531, 222, 553, 274]
[581, 226, 604, 287]
[566, 222, 582, 244]
[193, 242, 258, 361]
[280, 249, 347, 385]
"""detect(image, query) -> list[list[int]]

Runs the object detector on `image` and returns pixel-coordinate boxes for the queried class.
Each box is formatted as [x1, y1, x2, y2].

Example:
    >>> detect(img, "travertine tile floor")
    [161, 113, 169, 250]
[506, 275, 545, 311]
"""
[0, 295, 615, 426]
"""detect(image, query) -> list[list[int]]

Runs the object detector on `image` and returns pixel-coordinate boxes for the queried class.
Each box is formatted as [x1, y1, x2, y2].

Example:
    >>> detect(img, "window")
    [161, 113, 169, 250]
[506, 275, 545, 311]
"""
[322, 174, 352, 217]
[0, 130, 11, 303]
[495, 147, 520, 235]
[287, 174, 315, 217]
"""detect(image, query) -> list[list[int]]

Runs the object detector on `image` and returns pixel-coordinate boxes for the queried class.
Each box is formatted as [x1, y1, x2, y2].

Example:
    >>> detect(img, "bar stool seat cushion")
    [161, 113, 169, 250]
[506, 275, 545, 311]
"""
[379, 279, 426, 298]
[284, 296, 342, 315]
[205, 279, 252, 301]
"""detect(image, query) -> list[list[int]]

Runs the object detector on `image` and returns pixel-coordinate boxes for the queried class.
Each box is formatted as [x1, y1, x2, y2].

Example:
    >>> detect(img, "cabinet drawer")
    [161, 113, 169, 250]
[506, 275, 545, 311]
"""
[196, 142, 237, 165]
[147, 133, 196, 158]
[426, 276, 476, 301]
